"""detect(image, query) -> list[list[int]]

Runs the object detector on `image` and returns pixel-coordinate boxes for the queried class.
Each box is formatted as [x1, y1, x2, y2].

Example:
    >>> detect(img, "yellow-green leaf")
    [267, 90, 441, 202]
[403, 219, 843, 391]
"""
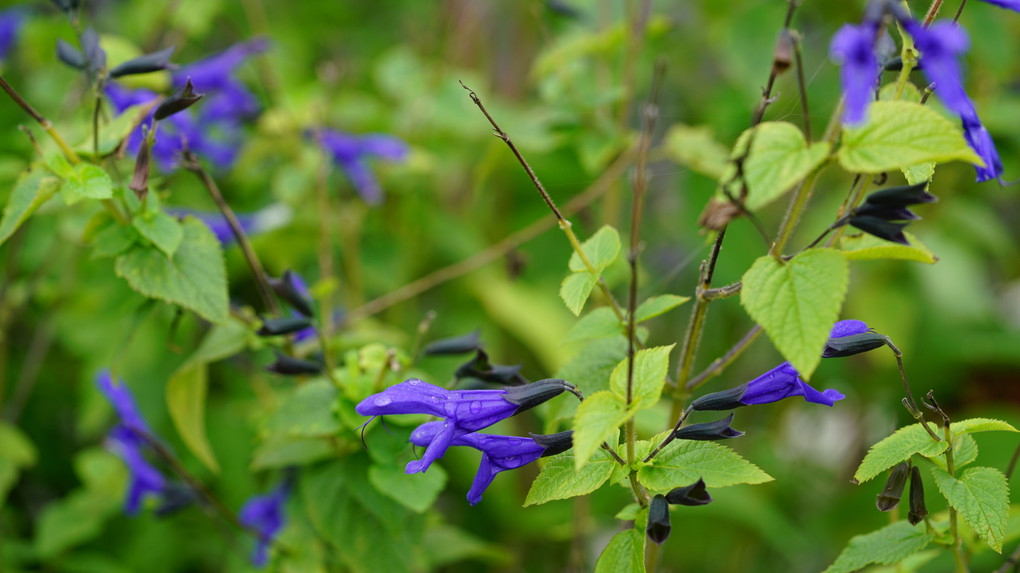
[840, 232, 937, 264]
[572, 391, 627, 470]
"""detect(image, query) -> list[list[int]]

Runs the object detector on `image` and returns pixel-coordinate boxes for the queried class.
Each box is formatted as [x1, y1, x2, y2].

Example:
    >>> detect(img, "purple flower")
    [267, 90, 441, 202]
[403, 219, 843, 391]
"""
[96, 370, 168, 514]
[961, 112, 1004, 182]
[166, 203, 293, 245]
[0, 9, 23, 62]
[977, 0, 1020, 11]
[171, 39, 267, 125]
[356, 378, 570, 474]
[738, 362, 846, 407]
[900, 21, 971, 116]
[829, 23, 880, 125]
[409, 421, 548, 505]
[315, 130, 409, 204]
[239, 473, 292, 568]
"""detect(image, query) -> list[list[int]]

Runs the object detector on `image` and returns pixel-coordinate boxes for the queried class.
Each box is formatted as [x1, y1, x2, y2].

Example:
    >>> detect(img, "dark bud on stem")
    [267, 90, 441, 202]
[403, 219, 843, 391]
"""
[822, 331, 887, 358]
[646, 495, 672, 545]
[155, 483, 199, 517]
[51, 0, 81, 12]
[80, 27, 106, 78]
[502, 379, 574, 413]
[257, 316, 313, 337]
[128, 139, 151, 200]
[423, 330, 482, 356]
[154, 78, 204, 121]
[673, 413, 744, 441]
[772, 29, 794, 75]
[846, 182, 937, 246]
[267, 269, 315, 318]
[265, 353, 323, 375]
[56, 39, 86, 70]
[455, 349, 528, 386]
[109, 46, 177, 78]
[665, 478, 712, 506]
[876, 462, 909, 512]
[847, 215, 911, 245]
[907, 465, 927, 525]
[690, 385, 748, 412]
[530, 430, 574, 457]
[698, 198, 742, 231]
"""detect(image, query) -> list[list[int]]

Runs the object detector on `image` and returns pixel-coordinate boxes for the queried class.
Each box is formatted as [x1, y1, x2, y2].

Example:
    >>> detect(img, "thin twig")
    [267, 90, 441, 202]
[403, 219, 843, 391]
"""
[1005, 440, 1020, 481]
[686, 325, 763, 391]
[791, 31, 812, 142]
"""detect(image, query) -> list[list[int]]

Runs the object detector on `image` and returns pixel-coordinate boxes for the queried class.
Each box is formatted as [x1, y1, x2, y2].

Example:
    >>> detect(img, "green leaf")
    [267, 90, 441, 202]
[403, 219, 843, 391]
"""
[854, 423, 949, 483]
[549, 336, 628, 425]
[594, 527, 645, 573]
[878, 81, 922, 103]
[841, 232, 937, 264]
[634, 294, 690, 323]
[132, 211, 184, 259]
[572, 390, 628, 470]
[76, 103, 153, 157]
[369, 463, 447, 513]
[251, 437, 335, 471]
[560, 270, 599, 317]
[932, 466, 1009, 552]
[950, 417, 1019, 436]
[740, 249, 849, 380]
[721, 122, 831, 211]
[61, 164, 113, 205]
[638, 440, 773, 491]
[115, 217, 229, 324]
[524, 450, 616, 506]
[608, 344, 675, 410]
[902, 162, 934, 185]
[564, 307, 622, 343]
[0, 421, 37, 503]
[929, 433, 978, 472]
[45, 152, 74, 178]
[568, 225, 621, 273]
[265, 379, 343, 438]
[838, 101, 982, 173]
[0, 170, 61, 246]
[91, 221, 138, 259]
[663, 124, 730, 180]
[823, 521, 934, 573]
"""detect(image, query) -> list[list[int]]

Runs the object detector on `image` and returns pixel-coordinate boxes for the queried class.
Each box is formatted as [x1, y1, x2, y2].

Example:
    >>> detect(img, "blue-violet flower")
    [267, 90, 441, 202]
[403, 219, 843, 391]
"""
[239, 472, 293, 568]
[315, 129, 409, 205]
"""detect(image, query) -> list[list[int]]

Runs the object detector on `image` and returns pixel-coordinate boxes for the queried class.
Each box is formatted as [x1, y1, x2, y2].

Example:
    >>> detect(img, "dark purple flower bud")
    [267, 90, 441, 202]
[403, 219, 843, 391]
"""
[455, 348, 528, 386]
[257, 316, 313, 337]
[772, 29, 794, 75]
[829, 23, 880, 125]
[265, 353, 322, 376]
[154, 78, 204, 121]
[689, 385, 748, 412]
[424, 330, 482, 356]
[876, 462, 909, 511]
[673, 413, 744, 441]
[109, 46, 177, 78]
[647, 495, 671, 545]
[128, 139, 151, 200]
[822, 320, 885, 358]
[502, 378, 573, 411]
[268, 270, 315, 318]
[847, 215, 911, 245]
[56, 39, 85, 70]
[155, 482, 199, 517]
[907, 465, 928, 525]
[239, 472, 293, 568]
[79, 27, 106, 79]
[665, 478, 712, 506]
[530, 430, 574, 457]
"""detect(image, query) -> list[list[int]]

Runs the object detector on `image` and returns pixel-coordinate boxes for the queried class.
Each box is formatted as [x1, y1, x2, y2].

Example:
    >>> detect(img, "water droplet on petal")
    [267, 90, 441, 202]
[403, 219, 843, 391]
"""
[469, 401, 482, 414]
[375, 396, 392, 407]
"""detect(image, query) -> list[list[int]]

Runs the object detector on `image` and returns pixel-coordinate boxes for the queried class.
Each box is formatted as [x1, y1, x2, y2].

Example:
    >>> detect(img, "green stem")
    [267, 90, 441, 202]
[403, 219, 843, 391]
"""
[770, 169, 822, 256]
[944, 422, 968, 572]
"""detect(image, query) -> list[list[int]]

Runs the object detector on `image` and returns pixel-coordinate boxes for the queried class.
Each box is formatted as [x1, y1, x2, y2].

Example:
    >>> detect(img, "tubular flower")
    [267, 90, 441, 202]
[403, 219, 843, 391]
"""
[356, 378, 572, 474]
[315, 129, 409, 204]
[0, 9, 23, 62]
[409, 422, 571, 505]
[239, 472, 293, 568]
[96, 370, 168, 514]
[166, 203, 293, 245]
[171, 38, 269, 123]
[829, 22, 880, 125]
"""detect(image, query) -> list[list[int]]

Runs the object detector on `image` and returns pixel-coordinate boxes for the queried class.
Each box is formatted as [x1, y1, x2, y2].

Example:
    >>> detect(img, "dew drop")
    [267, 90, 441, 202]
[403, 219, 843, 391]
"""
[375, 396, 392, 407]
[469, 401, 482, 414]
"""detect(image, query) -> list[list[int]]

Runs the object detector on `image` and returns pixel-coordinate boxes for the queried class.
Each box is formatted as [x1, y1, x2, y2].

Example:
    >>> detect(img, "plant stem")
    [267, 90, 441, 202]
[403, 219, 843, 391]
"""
[770, 168, 822, 256]
[685, 325, 763, 391]
[182, 151, 280, 316]
[792, 31, 812, 143]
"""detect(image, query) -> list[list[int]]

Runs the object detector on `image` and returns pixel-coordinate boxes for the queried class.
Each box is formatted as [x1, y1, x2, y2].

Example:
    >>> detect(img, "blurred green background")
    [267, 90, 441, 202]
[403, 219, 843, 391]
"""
[1, 0, 1019, 571]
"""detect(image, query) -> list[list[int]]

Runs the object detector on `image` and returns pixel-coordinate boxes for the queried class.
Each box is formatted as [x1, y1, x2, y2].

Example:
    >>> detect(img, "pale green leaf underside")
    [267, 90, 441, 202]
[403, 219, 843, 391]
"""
[928, 433, 978, 472]
[572, 390, 627, 470]
[524, 450, 616, 506]
[133, 211, 184, 259]
[594, 527, 645, 573]
[564, 307, 621, 343]
[608, 344, 674, 411]
[560, 271, 599, 316]
[635, 294, 690, 323]
[61, 164, 113, 205]
[0, 170, 60, 246]
[840, 232, 937, 264]
[932, 466, 1009, 552]
[854, 423, 949, 483]
[638, 440, 773, 492]
[823, 521, 934, 573]
[568, 225, 621, 273]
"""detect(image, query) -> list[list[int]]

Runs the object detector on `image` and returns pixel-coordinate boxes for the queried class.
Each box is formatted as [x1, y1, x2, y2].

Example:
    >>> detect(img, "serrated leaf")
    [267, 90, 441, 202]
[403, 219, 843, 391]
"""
[0, 170, 60, 246]
[838, 101, 982, 173]
[549, 337, 628, 425]
[132, 211, 183, 258]
[634, 294, 690, 323]
[932, 466, 1009, 552]
[638, 440, 773, 491]
[841, 232, 937, 264]
[266, 379, 342, 438]
[854, 423, 949, 483]
[524, 450, 616, 506]
[594, 527, 645, 573]
[663, 124, 730, 179]
[929, 433, 978, 472]
[61, 164, 113, 205]
[369, 463, 447, 513]
[902, 163, 934, 185]
[115, 217, 229, 324]
[823, 521, 934, 573]
[740, 249, 849, 380]
[721, 122, 831, 211]
[564, 307, 622, 343]
[951, 417, 1019, 436]
[91, 222, 138, 259]
[568, 225, 621, 273]
[572, 390, 628, 470]
[608, 345, 674, 410]
[560, 271, 599, 316]
[878, 81, 922, 103]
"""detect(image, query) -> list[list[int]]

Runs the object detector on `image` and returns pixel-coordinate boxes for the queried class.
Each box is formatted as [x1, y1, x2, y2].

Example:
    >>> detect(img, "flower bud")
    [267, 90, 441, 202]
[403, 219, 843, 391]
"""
[56, 39, 85, 70]
[265, 353, 322, 375]
[822, 332, 887, 358]
[665, 478, 712, 506]
[257, 316, 313, 337]
[876, 462, 909, 511]
[502, 379, 574, 412]
[673, 413, 744, 441]
[690, 385, 747, 411]
[109, 46, 178, 78]
[455, 349, 528, 386]
[423, 330, 482, 356]
[908, 465, 927, 525]
[646, 494, 671, 545]
[530, 430, 574, 457]
[154, 78, 204, 121]
[772, 29, 794, 74]
[128, 139, 151, 200]
[267, 270, 315, 318]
